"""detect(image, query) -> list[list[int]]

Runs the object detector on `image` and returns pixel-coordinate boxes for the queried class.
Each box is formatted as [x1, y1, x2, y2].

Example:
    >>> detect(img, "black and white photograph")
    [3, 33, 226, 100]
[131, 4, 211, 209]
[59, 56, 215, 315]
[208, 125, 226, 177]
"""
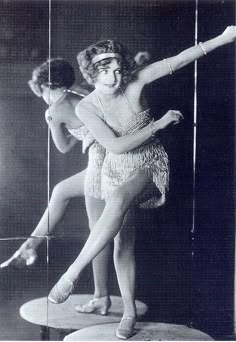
[0, 0, 235, 340]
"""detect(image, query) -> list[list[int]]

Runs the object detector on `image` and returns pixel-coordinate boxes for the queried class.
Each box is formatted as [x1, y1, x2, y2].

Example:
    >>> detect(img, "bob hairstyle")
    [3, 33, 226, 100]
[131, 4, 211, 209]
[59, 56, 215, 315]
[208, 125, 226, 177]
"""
[28, 58, 75, 97]
[77, 40, 137, 85]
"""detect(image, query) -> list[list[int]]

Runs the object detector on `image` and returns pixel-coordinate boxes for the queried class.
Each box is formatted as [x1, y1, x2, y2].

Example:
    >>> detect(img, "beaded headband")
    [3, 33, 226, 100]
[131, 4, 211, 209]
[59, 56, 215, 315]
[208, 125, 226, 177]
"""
[92, 52, 121, 65]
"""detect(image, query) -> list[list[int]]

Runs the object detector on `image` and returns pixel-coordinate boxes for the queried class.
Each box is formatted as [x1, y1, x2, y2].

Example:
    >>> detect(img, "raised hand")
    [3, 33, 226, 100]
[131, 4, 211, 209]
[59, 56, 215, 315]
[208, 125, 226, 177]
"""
[221, 25, 236, 43]
[155, 110, 184, 131]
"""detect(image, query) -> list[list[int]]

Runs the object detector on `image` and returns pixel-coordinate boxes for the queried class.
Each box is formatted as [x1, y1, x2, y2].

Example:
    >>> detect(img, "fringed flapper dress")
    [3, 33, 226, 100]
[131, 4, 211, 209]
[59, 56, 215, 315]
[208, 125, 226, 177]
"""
[101, 109, 169, 208]
[67, 122, 105, 200]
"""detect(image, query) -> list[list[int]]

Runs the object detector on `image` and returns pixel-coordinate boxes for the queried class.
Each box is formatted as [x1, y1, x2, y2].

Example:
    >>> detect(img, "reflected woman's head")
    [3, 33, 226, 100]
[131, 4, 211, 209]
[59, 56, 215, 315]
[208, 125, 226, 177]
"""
[28, 58, 75, 97]
[77, 40, 137, 85]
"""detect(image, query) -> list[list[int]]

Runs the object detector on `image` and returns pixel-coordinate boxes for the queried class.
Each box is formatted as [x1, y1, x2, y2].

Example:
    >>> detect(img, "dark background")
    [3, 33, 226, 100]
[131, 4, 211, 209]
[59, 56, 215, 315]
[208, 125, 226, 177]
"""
[0, 0, 235, 340]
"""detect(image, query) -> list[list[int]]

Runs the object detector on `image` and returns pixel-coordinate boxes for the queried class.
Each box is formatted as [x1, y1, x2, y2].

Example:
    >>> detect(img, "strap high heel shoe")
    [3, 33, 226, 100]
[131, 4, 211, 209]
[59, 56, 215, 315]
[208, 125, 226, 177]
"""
[75, 296, 111, 315]
[0, 248, 37, 269]
[115, 316, 136, 340]
[48, 276, 75, 304]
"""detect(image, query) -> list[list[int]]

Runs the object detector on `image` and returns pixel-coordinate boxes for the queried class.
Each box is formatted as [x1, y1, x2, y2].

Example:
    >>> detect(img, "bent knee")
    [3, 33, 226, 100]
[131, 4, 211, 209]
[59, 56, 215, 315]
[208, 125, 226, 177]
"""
[114, 232, 134, 254]
[107, 188, 133, 213]
[113, 241, 134, 261]
[51, 181, 68, 200]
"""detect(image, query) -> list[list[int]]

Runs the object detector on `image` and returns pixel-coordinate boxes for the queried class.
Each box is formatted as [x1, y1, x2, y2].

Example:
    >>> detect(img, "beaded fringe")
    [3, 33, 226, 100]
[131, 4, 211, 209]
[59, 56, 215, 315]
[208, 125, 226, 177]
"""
[101, 142, 169, 209]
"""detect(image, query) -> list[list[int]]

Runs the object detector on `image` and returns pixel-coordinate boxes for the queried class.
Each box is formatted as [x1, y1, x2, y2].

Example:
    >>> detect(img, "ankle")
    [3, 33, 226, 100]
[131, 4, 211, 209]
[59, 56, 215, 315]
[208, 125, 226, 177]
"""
[64, 268, 80, 284]
[123, 314, 136, 320]
[19, 240, 36, 253]
[123, 308, 136, 320]
[93, 295, 111, 305]
[93, 291, 109, 299]
[22, 236, 42, 250]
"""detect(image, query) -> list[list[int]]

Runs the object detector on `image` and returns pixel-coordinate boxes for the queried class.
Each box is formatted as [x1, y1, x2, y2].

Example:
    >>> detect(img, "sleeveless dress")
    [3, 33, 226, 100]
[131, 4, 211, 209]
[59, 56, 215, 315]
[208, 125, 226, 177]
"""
[66, 90, 106, 200]
[101, 109, 169, 208]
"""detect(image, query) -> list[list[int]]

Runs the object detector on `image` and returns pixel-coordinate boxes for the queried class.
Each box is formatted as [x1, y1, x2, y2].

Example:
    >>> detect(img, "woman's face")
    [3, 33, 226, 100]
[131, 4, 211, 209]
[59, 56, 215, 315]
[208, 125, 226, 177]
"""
[94, 58, 122, 95]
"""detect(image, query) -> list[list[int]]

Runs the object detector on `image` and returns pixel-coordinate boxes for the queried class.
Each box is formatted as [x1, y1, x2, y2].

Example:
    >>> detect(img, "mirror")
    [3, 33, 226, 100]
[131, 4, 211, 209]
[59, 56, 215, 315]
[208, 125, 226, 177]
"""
[0, 0, 234, 340]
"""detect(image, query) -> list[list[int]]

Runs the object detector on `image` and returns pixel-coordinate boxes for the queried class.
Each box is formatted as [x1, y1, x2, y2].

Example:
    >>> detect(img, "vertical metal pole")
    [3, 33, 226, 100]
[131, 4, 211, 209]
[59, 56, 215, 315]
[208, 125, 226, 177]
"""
[234, 125, 236, 335]
[234, 231, 236, 334]
[46, 0, 52, 337]
[234, 5, 236, 330]
[192, 0, 198, 235]
[190, 0, 198, 328]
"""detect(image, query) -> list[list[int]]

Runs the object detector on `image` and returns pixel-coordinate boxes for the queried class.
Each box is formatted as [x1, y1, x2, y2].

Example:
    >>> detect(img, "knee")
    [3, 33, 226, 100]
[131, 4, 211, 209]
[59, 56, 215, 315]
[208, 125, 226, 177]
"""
[113, 238, 124, 260]
[51, 181, 67, 201]
[113, 234, 134, 260]
[114, 234, 124, 255]
[107, 188, 131, 215]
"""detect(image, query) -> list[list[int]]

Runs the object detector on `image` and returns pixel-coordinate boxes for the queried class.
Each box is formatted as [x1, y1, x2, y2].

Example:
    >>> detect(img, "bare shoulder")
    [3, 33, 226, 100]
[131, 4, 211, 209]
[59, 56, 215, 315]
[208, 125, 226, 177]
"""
[78, 90, 96, 105]
[75, 91, 97, 115]
[124, 75, 144, 98]
[45, 101, 72, 124]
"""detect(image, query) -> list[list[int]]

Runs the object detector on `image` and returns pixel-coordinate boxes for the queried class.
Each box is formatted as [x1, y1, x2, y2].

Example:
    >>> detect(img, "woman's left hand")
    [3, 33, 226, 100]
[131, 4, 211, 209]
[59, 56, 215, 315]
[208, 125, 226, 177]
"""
[155, 110, 184, 131]
[220, 25, 236, 43]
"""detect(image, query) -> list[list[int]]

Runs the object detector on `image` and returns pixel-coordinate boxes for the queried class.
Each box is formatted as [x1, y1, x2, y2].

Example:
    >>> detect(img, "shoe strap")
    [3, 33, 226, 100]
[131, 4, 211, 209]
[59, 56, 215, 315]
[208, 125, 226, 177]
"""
[122, 316, 136, 321]
[62, 276, 75, 287]
[120, 316, 136, 328]
[88, 296, 109, 305]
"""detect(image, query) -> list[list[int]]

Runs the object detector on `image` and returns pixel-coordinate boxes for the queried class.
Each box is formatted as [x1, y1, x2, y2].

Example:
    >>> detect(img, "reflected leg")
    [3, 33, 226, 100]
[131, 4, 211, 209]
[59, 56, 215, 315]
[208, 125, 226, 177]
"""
[85, 195, 110, 298]
[1, 169, 87, 268]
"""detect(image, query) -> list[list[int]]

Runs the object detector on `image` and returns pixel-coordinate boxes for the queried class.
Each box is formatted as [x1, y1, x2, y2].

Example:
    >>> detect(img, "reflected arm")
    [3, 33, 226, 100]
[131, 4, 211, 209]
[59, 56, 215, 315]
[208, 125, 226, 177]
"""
[45, 109, 78, 153]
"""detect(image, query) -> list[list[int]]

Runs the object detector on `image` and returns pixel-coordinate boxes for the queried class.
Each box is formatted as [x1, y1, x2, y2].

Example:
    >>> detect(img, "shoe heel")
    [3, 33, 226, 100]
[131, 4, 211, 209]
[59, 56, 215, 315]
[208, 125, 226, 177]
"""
[99, 306, 109, 315]
[75, 296, 111, 315]
[102, 296, 111, 315]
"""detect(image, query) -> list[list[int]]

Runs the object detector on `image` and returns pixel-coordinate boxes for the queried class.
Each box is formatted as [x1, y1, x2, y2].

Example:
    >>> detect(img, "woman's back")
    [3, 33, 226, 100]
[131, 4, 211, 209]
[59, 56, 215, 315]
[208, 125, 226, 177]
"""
[50, 90, 85, 129]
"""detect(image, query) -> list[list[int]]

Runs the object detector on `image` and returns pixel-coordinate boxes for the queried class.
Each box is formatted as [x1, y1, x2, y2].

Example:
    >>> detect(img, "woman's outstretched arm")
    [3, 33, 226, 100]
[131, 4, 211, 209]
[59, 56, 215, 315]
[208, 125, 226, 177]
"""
[137, 26, 236, 86]
[76, 102, 182, 154]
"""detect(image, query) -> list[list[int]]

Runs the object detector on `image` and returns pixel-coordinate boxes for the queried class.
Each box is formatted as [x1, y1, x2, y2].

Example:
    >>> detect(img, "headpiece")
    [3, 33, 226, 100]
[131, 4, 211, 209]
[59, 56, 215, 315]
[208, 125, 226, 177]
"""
[92, 52, 121, 65]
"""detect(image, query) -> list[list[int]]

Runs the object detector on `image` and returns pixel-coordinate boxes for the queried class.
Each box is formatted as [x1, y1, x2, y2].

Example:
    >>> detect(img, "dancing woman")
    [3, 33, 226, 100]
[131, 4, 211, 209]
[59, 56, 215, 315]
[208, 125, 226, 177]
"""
[48, 26, 236, 339]
[1, 57, 176, 315]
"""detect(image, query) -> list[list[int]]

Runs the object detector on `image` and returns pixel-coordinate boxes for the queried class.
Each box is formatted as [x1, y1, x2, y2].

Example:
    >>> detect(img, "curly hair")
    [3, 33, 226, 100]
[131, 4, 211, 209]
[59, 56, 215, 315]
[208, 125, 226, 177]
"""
[28, 58, 75, 97]
[77, 40, 137, 85]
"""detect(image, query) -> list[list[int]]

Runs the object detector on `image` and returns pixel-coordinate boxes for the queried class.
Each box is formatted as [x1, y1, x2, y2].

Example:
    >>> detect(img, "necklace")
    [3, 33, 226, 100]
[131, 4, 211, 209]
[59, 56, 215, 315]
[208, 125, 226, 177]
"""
[66, 89, 85, 98]
[49, 89, 67, 107]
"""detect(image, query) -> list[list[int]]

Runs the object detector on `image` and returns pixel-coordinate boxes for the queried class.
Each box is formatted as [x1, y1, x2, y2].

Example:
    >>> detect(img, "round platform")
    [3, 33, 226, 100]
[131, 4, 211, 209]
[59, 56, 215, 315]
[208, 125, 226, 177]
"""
[64, 322, 214, 341]
[19, 294, 148, 330]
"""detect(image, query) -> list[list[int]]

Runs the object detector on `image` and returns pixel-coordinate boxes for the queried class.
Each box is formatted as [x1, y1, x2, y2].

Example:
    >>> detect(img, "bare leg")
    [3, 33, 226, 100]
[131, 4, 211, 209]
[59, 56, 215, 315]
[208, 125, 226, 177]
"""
[113, 208, 136, 318]
[22, 169, 87, 249]
[113, 209, 137, 339]
[61, 172, 151, 282]
[0, 170, 87, 268]
[85, 195, 110, 298]
[75, 196, 112, 315]
[48, 173, 152, 337]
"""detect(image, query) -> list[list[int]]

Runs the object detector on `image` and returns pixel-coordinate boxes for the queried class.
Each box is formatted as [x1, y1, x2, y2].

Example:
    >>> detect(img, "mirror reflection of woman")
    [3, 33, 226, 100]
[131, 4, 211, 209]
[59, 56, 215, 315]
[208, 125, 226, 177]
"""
[1, 58, 112, 314]
[48, 26, 236, 340]
[1, 57, 176, 317]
